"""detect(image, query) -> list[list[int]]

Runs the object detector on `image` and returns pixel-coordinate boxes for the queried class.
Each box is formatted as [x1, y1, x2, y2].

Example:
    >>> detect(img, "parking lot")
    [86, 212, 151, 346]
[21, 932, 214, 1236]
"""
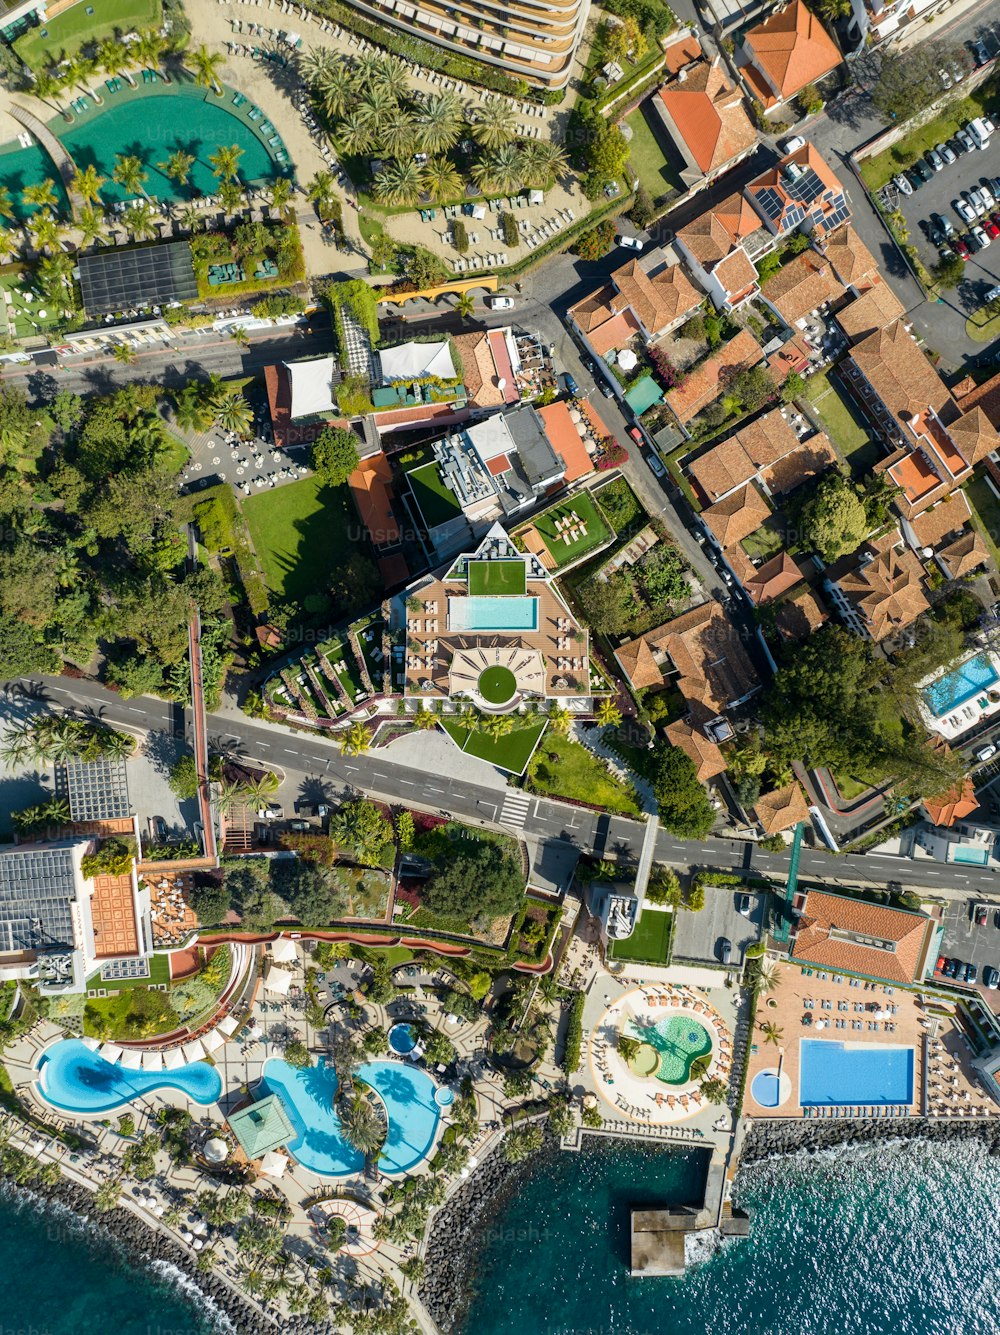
[672, 885, 765, 967]
[893, 125, 1000, 304]
[936, 895, 1000, 999]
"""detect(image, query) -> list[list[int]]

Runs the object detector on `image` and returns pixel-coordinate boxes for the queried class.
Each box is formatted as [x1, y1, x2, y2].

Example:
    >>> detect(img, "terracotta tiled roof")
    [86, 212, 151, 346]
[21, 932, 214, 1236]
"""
[774, 586, 827, 639]
[822, 223, 880, 287]
[949, 405, 1000, 468]
[763, 250, 845, 324]
[835, 282, 906, 343]
[349, 455, 400, 549]
[663, 32, 703, 75]
[712, 248, 760, 300]
[676, 191, 765, 268]
[537, 401, 593, 483]
[614, 634, 664, 691]
[615, 601, 760, 710]
[703, 483, 772, 546]
[762, 431, 838, 496]
[453, 330, 510, 410]
[570, 285, 619, 333]
[734, 407, 801, 467]
[837, 537, 929, 641]
[665, 718, 727, 781]
[922, 777, 978, 828]
[665, 329, 765, 423]
[743, 550, 805, 604]
[790, 889, 934, 984]
[938, 529, 990, 577]
[746, 144, 846, 233]
[848, 319, 951, 424]
[952, 368, 1000, 429]
[753, 781, 810, 835]
[745, 0, 842, 101]
[688, 437, 757, 504]
[610, 258, 701, 336]
[908, 492, 972, 550]
[658, 58, 757, 176]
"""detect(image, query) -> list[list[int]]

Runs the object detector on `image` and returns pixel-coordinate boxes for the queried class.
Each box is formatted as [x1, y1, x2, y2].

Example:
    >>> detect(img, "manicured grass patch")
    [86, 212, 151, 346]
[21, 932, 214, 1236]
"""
[85, 954, 171, 992]
[740, 515, 786, 562]
[859, 79, 1000, 191]
[966, 304, 1000, 343]
[408, 460, 463, 529]
[529, 491, 610, 567]
[468, 559, 526, 596]
[526, 733, 641, 816]
[243, 475, 377, 609]
[83, 985, 179, 1040]
[965, 475, 1000, 570]
[624, 102, 682, 202]
[608, 908, 671, 964]
[367, 945, 416, 967]
[831, 772, 871, 803]
[15, 0, 161, 67]
[317, 639, 364, 703]
[440, 718, 547, 775]
[804, 370, 879, 474]
[478, 665, 517, 704]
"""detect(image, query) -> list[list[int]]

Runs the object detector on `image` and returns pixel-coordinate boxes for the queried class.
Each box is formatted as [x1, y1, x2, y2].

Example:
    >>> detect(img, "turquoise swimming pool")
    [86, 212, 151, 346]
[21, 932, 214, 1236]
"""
[449, 595, 539, 632]
[922, 653, 1000, 718]
[262, 1057, 441, 1176]
[799, 1039, 914, 1107]
[37, 1038, 221, 1114]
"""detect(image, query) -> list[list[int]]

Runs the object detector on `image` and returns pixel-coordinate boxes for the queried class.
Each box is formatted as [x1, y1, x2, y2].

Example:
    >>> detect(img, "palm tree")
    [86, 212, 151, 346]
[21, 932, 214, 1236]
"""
[313, 63, 357, 120]
[416, 92, 464, 155]
[340, 722, 371, 757]
[480, 713, 514, 742]
[230, 326, 250, 350]
[97, 38, 134, 89]
[72, 164, 106, 207]
[358, 83, 398, 131]
[617, 1034, 641, 1062]
[0, 229, 21, 264]
[136, 30, 169, 82]
[373, 159, 422, 208]
[37, 252, 74, 299]
[209, 144, 244, 184]
[420, 157, 463, 204]
[268, 176, 294, 214]
[472, 101, 517, 150]
[75, 204, 105, 249]
[339, 1096, 384, 1156]
[64, 55, 101, 104]
[596, 699, 622, 729]
[305, 170, 336, 219]
[217, 180, 245, 217]
[378, 107, 417, 161]
[113, 154, 148, 200]
[95, 728, 135, 760]
[188, 44, 224, 96]
[413, 708, 438, 731]
[32, 70, 69, 117]
[178, 203, 200, 233]
[753, 961, 781, 996]
[759, 1020, 784, 1047]
[124, 203, 158, 241]
[520, 139, 569, 188]
[22, 179, 58, 213]
[218, 780, 251, 815]
[113, 343, 136, 365]
[548, 703, 570, 736]
[29, 209, 62, 255]
[0, 186, 15, 222]
[337, 111, 376, 158]
[214, 389, 253, 435]
[160, 149, 196, 190]
[472, 143, 522, 196]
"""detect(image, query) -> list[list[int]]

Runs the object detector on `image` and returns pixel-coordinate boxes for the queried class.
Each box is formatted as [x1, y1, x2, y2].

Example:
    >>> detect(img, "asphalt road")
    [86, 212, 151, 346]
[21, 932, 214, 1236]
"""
[16, 673, 1000, 899]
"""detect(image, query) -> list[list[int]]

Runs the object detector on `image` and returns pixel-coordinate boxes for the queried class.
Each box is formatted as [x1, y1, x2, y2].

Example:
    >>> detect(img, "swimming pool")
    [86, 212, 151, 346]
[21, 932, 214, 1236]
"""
[625, 1013, 713, 1085]
[262, 1057, 440, 1176]
[449, 595, 539, 632]
[751, 1070, 782, 1108]
[951, 845, 991, 865]
[36, 1038, 221, 1115]
[388, 1023, 417, 1055]
[799, 1039, 914, 1107]
[922, 653, 1000, 718]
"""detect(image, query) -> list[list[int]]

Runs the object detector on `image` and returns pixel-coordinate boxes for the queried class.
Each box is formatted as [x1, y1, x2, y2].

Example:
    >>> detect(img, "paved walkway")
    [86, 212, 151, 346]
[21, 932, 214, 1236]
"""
[9, 102, 84, 218]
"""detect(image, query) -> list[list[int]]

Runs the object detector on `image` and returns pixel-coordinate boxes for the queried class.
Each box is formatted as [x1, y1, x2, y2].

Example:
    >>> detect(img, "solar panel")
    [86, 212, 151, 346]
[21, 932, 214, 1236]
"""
[785, 205, 804, 229]
[793, 168, 826, 205]
[757, 186, 784, 221]
[78, 241, 198, 316]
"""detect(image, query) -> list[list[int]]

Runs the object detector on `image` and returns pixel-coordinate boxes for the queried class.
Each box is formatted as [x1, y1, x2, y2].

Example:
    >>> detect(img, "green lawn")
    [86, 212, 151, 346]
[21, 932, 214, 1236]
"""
[0, 272, 69, 340]
[408, 460, 463, 529]
[86, 953, 171, 992]
[965, 475, 1000, 570]
[966, 304, 1000, 344]
[740, 515, 786, 562]
[16, 0, 162, 67]
[609, 907, 671, 964]
[440, 717, 547, 775]
[804, 371, 879, 474]
[243, 475, 376, 608]
[468, 559, 526, 596]
[478, 665, 517, 704]
[624, 102, 682, 203]
[594, 477, 644, 540]
[530, 491, 611, 567]
[859, 78, 1000, 191]
[526, 733, 641, 817]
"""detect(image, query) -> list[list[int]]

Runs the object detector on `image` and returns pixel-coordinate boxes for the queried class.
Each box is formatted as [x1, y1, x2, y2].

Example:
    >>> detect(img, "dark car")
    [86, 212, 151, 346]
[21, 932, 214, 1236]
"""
[966, 228, 986, 253]
[952, 235, 971, 259]
[563, 372, 580, 396]
[984, 965, 1000, 989]
[719, 937, 733, 965]
[906, 169, 925, 191]
[912, 158, 933, 184]
[976, 904, 989, 926]
[945, 958, 962, 978]
[964, 962, 979, 984]
[971, 37, 991, 67]
[949, 135, 970, 158]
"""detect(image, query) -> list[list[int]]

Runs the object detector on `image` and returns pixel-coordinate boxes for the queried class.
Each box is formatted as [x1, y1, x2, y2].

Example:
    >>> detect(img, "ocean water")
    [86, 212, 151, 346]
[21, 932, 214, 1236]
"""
[462, 1136, 1000, 1335]
[0, 1184, 225, 1335]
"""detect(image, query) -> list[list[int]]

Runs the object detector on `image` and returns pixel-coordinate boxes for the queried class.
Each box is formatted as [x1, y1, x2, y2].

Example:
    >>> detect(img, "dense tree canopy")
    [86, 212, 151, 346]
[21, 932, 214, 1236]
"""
[310, 425, 360, 486]
[800, 472, 869, 561]
[649, 745, 716, 838]
[423, 841, 524, 925]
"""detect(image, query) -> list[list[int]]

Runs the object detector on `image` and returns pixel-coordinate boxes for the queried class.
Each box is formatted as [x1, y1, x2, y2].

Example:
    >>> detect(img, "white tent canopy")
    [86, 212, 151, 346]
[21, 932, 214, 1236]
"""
[379, 340, 456, 383]
[163, 1048, 186, 1070]
[181, 1038, 207, 1063]
[529, 189, 544, 205]
[101, 1043, 123, 1064]
[264, 967, 292, 996]
[259, 1150, 288, 1179]
[286, 356, 338, 419]
[201, 1028, 225, 1054]
[119, 1048, 143, 1070]
[217, 1015, 239, 1036]
[81, 1036, 100, 1051]
[141, 1051, 164, 1072]
[269, 936, 297, 964]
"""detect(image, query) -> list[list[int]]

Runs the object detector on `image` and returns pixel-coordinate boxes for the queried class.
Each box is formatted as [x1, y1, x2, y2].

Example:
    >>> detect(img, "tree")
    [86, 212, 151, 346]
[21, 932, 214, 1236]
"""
[451, 219, 469, 255]
[329, 799, 393, 866]
[160, 149, 196, 189]
[617, 1034, 641, 1062]
[168, 753, 200, 800]
[423, 842, 523, 924]
[454, 290, 475, 319]
[472, 100, 517, 149]
[340, 1096, 385, 1156]
[188, 880, 230, 926]
[933, 252, 966, 290]
[645, 868, 681, 907]
[800, 471, 869, 561]
[363, 1026, 389, 1055]
[112, 343, 136, 365]
[596, 699, 622, 730]
[572, 218, 617, 262]
[72, 164, 106, 206]
[781, 371, 805, 404]
[188, 44, 224, 95]
[729, 364, 777, 412]
[472, 144, 523, 196]
[547, 1098, 574, 1137]
[23, 178, 58, 212]
[311, 425, 360, 483]
[630, 182, 655, 228]
[283, 1039, 312, 1068]
[340, 722, 371, 757]
[869, 46, 944, 125]
[373, 159, 422, 208]
[209, 144, 244, 183]
[649, 744, 716, 838]
[394, 809, 415, 850]
[416, 91, 464, 154]
[213, 389, 252, 436]
[422, 1029, 457, 1066]
[502, 1125, 543, 1164]
[759, 1020, 784, 1047]
[112, 154, 148, 200]
[700, 1077, 729, 1105]
[548, 703, 571, 736]
[605, 15, 647, 62]
[305, 170, 336, 219]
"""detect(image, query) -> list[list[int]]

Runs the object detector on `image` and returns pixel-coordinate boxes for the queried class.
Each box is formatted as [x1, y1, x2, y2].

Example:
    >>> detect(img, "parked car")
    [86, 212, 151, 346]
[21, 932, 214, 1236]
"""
[487, 294, 515, 310]
[563, 371, 580, 396]
[937, 955, 948, 973]
[779, 135, 806, 154]
[645, 451, 666, 479]
[628, 425, 645, 445]
[976, 905, 989, 926]
[926, 148, 945, 172]
[618, 234, 643, 251]
[956, 128, 977, 154]
[951, 235, 971, 259]
[932, 211, 955, 236]
[990, 176, 1000, 198]
[985, 218, 1000, 240]
[719, 938, 733, 965]
[980, 180, 997, 207]
[968, 116, 993, 149]
[948, 136, 970, 159]
[952, 61, 967, 83]
[970, 187, 991, 215]
[736, 893, 752, 917]
[944, 958, 961, 978]
[976, 743, 997, 761]
[911, 158, 933, 184]
[937, 142, 957, 166]
[986, 283, 1000, 302]
[969, 226, 989, 251]
[955, 195, 978, 224]
[964, 962, 979, 984]
[971, 38, 991, 66]
[984, 965, 1000, 989]
[893, 173, 913, 195]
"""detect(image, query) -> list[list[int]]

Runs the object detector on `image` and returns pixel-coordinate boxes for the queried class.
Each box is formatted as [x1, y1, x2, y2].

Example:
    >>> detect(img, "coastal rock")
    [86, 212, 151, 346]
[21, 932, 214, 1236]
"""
[740, 1117, 1000, 1165]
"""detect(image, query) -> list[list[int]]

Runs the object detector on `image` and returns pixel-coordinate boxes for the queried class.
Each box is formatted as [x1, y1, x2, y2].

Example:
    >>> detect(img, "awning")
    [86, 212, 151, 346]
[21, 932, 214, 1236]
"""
[163, 1048, 186, 1070]
[285, 356, 337, 419]
[264, 967, 292, 996]
[182, 1038, 206, 1063]
[259, 1150, 288, 1178]
[218, 1015, 238, 1036]
[529, 190, 544, 205]
[379, 340, 457, 382]
[81, 1036, 100, 1051]
[141, 1051, 164, 1072]
[101, 1043, 123, 1064]
[201, 1028, 225, 1054]
[269, 936, 297, 964]
[119, 1049, 143, 1070]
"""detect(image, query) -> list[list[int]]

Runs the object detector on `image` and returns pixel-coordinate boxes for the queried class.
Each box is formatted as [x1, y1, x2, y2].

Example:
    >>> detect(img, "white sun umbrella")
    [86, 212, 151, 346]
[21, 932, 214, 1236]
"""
[201, 1028, 225, 1055]
[617, 348, 638, 373]
[142, 1051, 164, 1072]
[101, 1043, 124, 1064]
[217, 1015, 238, 1037]
[259, 1151, 287, 1179]
[181, 1038, 207, 1063]
[153, 1204, 165, 1217]
[193, 1238, 204, 1251]
[119, 1049, 143, 1070]
[81, 1036, 100, 1051]
[264, 967, 292, 997]
[269, 936, 297, 964]
[568, 408, 582, 424]
[181, 1229, 194, 1242]
[162, 1048, 186, 1070]
[248, 1022, 263, 1039]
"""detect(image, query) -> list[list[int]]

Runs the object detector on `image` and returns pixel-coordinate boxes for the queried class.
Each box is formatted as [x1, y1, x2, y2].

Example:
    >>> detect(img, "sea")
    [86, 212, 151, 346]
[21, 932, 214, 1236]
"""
[0, 1183, 226, 1335]
[462, 1135, 1000, 1335]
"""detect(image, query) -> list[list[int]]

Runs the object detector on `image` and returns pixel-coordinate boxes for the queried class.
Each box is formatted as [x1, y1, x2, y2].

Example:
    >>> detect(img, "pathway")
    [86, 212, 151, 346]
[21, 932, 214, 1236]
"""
[8, 102, 84, 218]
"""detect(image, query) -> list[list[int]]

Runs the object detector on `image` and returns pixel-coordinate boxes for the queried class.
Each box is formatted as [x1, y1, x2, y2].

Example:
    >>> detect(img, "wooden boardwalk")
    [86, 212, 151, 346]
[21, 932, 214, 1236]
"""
[9, 102, 84, 218]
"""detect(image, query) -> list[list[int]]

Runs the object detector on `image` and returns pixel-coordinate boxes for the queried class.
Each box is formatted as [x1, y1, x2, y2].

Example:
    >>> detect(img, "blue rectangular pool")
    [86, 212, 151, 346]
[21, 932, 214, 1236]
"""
[799, 1039, 914, 1106]
[449, 595, 538, 632]
[922, 652, 1000, 717]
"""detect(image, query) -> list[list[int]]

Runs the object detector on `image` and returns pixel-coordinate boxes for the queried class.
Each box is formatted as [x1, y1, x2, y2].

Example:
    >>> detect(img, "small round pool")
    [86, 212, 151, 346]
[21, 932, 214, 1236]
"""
[751, 1068, 790, 1109]
[388, 1023, 417, 1056]
[434, 1085, 455, 1108]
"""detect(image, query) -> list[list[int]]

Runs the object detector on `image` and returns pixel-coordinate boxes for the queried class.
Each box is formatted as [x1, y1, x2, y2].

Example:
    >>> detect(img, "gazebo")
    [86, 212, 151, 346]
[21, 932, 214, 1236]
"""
[227, 1095, 295, 1163]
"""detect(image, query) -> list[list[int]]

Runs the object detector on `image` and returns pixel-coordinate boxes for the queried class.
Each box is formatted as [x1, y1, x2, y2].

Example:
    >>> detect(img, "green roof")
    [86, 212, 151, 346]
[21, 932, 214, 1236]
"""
[228, 1094, 294, 1159]
[624, 375, 665, 415]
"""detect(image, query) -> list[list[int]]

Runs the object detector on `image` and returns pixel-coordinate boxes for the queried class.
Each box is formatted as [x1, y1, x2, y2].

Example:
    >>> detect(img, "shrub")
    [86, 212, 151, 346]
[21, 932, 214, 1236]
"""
[572, 218, 617, 261]
[452, 220, 469, 255]
[562, 991, 584, 1073]
[501, 212, 519, 247]
[679, 314, 704, 340]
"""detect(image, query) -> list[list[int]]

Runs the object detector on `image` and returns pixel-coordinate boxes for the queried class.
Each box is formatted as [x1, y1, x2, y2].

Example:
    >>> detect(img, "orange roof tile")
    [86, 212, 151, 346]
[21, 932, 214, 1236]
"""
[665, 718, 727, 781]
[658, 58, 757, 176]
[676, 192, 766, 268]
[774, 586, 827, 639]
[762, 431, 838, 496]
[688, 437, 757, 504]
[922, 777, 978, 828]
[609, 259, 701, 336]
[822, 223, 880, 287]
[703, 483, 772, 546]
[743, 551, 805, 604]
[349, 454, 400, 549]
[837, 537, 929, 641]
[762, 250, 845, 324]
[665, 329, 765, 423]
[746, 144, 846, 234]
[908, 492, 972, 550]
[90, 871, 139, 959]
[938, 529, 990, 577]
[951, 368, 1000, 429]
[753, 781, 810, 835]
[745, 0, 842, 101]
[712, 248, 760, 300]
[538, 401, 594, 483]
[791, 889, 934, 984]
[949, 406, 1000, 468]
[663, 32, 703, 74]
[848, 319, 951, 425]
[835, 281, 906, 343]
[616, 601, 760, 709]
[589, 309, 643, 358]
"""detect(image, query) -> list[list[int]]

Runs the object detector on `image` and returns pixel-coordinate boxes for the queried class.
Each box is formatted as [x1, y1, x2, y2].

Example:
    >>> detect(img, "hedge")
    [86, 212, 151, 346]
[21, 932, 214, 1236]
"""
[562, 991, 585, 1074]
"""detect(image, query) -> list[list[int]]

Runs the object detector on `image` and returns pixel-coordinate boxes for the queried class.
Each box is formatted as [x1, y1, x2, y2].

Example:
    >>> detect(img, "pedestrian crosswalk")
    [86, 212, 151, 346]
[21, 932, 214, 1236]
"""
[499, 789, 532, 829]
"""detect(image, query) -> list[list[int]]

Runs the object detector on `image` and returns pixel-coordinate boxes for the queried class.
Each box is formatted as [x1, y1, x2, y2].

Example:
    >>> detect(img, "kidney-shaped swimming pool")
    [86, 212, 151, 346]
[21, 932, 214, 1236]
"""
[37, 1038, 222, 1115]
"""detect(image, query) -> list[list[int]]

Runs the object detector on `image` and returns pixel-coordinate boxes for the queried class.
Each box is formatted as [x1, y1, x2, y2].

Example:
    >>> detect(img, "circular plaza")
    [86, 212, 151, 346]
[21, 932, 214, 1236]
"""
[589, 985, 733, 1125]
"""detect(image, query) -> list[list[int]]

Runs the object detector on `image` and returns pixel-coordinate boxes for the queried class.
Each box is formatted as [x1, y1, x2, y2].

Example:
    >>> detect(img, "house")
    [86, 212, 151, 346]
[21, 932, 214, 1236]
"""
[702, 483, 773, 547]
[663, 328, 765, 427]
[567, 253, 702, 362]
[653, 56, 758, 190]
[848, 0, 955, 48]
[665, 718, 727, 781]
[741, 551, 810, 606]
[902, 491, 972, 555]
[403, 525, 591, 705]
[826, 529, 929, 642]
[746, 145, 850, 239]
[687, 405, 833, 505]
[936, 530, 990, 580]
[835, 282, 906, 344]
[674, 193, 773, 312]
[759, 249, 846, 326]
[921, 778, 978, 829]
[774, 585, 828, 640]
[788, 888, 936, 985]
[536, 401, 595, 484]
[741, 0, 843, 113]
[753, 781, 811, 837]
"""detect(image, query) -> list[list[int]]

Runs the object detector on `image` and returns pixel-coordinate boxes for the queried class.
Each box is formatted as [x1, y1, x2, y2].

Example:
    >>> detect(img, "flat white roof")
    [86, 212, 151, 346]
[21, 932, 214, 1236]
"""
[286, 356, 337, 419]
[380, 340, 457, 382]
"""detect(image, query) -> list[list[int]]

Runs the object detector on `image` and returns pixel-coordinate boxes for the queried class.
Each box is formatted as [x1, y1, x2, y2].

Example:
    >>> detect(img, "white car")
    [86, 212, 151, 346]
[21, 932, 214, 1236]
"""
[986, 284, 1000, 302]
[487, 295, 515, 310]
[779, 135, 806, 154]
[617, 234, 643, 251]
[968, 187, 990, 215]
[937, 142, 957, 166]
[972, 224, 991, 248]
[955, 196, 978, 225]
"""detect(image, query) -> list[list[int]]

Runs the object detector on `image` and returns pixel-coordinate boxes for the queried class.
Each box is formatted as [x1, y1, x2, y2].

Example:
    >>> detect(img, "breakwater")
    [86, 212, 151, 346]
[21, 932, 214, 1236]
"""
[740, 1114, 1000, 1165]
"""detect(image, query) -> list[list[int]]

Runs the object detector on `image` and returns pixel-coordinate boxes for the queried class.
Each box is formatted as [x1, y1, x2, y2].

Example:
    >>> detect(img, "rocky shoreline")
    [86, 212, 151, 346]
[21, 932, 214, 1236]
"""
[740, 1115, 1000, 1164]
[0, 1170, 273, 1335]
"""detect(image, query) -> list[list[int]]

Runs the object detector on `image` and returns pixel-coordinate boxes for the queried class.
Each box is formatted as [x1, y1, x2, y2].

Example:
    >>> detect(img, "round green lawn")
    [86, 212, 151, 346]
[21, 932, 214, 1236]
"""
[478, 665, 517, 705]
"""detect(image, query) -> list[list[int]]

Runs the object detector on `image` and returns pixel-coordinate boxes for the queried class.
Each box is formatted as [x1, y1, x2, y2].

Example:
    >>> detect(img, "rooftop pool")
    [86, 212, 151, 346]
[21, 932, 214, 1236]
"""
[262, 1057, 441, 1176]
[922, 652, 1000, 719]
[449, 595, 539, 632]
[36, 1038, 221, 1115]
[799, 1039, 914, 1107]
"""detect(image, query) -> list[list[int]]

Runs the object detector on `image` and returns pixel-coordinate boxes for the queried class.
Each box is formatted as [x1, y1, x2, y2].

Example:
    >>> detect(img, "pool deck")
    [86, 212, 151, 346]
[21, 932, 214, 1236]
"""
[918, 651, 1000, 742]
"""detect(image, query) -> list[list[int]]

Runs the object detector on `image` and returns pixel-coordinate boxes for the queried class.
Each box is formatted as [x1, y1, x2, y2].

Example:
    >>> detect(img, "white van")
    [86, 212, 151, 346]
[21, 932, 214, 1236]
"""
[968, 117, 992, 150]
[976, 743, 997, 762]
